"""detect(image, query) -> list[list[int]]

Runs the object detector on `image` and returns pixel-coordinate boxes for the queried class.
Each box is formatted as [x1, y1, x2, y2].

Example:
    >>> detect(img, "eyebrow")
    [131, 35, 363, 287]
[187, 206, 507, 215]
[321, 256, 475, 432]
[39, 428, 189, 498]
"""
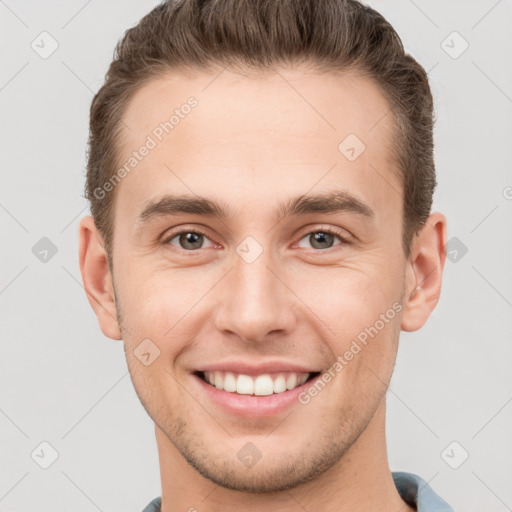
[137, 190, 375, 225]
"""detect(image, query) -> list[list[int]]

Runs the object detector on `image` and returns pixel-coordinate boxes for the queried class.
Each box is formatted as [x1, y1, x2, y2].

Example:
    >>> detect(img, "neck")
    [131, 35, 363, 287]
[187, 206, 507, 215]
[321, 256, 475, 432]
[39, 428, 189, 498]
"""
[155, 399, 415, 512]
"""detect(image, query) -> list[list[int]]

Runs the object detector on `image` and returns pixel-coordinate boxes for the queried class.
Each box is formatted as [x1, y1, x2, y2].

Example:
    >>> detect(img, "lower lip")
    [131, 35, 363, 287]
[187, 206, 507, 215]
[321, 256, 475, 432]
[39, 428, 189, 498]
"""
[192, 373, 318, 418]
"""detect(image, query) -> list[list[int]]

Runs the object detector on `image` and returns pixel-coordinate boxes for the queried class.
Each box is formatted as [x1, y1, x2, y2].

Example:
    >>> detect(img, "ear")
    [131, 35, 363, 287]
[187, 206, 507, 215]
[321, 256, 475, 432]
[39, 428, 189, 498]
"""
[78, 215, 122, 340]
[401, 211, 448, 332]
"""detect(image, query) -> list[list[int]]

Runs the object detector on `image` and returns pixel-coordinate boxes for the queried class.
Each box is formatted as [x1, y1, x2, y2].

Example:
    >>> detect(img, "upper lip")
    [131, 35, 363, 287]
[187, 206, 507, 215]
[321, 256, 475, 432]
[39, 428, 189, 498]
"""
[194, 360, 321, 376]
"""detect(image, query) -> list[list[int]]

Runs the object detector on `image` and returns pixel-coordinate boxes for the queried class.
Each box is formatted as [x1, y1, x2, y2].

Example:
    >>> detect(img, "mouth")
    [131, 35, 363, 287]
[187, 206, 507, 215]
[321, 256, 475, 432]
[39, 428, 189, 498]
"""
[194, 370, 322, 396]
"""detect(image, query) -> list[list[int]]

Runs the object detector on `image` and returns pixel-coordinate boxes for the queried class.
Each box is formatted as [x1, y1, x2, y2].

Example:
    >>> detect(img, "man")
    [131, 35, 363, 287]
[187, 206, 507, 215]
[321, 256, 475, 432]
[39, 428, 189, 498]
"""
[79, 0, 453, 510]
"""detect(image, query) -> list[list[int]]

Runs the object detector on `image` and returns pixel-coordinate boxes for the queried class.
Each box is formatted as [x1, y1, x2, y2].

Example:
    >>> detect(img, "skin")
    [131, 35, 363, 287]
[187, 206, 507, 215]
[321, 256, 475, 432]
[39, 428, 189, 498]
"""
[79, 64, 447, 512]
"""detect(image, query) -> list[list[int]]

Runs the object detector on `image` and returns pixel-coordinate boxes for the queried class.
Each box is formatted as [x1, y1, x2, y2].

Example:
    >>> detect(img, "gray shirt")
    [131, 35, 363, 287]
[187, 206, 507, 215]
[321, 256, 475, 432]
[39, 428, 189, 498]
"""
[140, 471, 454, 511]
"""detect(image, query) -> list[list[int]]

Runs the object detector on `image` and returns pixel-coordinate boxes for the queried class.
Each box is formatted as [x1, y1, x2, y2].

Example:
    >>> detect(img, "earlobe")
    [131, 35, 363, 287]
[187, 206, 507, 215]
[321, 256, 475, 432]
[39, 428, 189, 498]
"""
[401, 212, 448, 332]
[78, 216, 122, 340]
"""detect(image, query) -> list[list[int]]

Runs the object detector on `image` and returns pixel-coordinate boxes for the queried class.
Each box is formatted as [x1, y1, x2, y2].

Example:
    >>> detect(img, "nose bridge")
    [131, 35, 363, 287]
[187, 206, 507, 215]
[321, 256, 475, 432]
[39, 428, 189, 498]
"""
[215, 245, 296, 342]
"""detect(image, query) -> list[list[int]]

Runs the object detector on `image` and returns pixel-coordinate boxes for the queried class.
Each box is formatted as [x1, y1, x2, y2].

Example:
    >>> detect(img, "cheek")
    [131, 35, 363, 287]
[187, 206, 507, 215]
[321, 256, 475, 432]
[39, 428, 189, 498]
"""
[119, 271, 198, 408]
[117, 264, 217, 354]
[295, 263, 403, 382]
[300, 264, 399, 331]
[121, 264, 192, 319]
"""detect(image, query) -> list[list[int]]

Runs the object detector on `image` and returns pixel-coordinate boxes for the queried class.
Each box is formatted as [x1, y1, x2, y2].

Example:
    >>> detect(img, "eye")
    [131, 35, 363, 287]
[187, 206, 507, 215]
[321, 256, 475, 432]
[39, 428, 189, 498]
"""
[163, 227, 348, 252]
[164, 230, 215, 251]
[296, 229, 348, 250]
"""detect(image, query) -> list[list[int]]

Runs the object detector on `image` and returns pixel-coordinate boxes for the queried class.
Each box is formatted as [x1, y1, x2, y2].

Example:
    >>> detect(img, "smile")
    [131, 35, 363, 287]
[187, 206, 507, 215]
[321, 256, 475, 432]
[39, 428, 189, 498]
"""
[191, 369, 323, 418]
[197, 370, 321, 396]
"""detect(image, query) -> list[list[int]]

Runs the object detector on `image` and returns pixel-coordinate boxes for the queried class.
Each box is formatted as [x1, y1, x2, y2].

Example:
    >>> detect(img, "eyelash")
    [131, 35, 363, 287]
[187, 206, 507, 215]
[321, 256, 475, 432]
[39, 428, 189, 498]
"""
[162, 226, 350, 252]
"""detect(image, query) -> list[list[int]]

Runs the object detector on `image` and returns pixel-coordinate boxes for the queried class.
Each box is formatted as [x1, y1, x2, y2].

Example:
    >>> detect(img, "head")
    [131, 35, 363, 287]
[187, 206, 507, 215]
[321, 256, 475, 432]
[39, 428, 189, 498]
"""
[80, 0, 446, 493]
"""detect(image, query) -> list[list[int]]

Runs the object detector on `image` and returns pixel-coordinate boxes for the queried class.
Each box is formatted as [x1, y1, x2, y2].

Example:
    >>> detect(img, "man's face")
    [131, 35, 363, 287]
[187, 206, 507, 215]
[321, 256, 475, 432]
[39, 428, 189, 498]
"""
[109, 66, 408, 491]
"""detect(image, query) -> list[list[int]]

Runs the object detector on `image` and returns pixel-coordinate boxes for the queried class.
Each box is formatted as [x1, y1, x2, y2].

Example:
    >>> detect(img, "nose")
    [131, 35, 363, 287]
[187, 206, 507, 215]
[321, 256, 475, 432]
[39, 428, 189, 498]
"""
[214, 248, 298, 343]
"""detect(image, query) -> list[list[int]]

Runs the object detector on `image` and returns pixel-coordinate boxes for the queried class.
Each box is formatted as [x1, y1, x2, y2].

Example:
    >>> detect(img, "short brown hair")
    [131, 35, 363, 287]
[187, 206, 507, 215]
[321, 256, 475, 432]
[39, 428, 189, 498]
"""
[85, 0, 436, 265]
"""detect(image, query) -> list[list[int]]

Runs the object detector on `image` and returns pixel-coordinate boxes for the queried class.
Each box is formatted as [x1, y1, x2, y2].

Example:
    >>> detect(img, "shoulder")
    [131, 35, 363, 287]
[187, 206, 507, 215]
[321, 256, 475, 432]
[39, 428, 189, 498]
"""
[392, 471, 454, 512]
[140, 496, 162, 512]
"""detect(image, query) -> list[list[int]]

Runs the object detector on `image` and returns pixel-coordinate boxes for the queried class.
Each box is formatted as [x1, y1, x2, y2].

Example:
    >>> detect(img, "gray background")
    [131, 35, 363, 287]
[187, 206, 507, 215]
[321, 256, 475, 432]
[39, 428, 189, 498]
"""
[1, 0, 511, 510]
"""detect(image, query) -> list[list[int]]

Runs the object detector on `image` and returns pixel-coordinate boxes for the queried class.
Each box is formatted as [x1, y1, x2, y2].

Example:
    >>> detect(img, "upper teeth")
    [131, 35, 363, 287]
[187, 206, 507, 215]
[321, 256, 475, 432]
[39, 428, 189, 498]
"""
[203, 371, 310, 396]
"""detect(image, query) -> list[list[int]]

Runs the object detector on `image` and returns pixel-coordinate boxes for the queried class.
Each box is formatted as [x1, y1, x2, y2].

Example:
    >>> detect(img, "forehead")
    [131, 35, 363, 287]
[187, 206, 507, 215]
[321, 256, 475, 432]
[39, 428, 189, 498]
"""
[115, 66, 399, 222]
[121, 65, 395, 150]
